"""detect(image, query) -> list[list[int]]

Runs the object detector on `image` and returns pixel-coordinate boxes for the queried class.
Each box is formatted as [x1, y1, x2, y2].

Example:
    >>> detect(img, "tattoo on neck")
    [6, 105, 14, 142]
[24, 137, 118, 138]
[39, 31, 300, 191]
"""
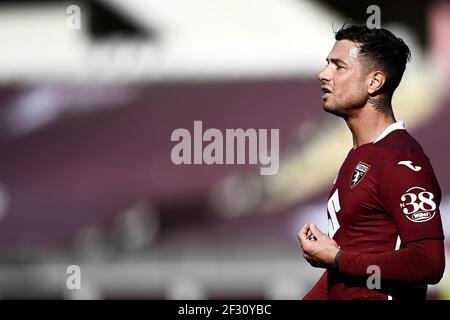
[368, 97, 394, 117]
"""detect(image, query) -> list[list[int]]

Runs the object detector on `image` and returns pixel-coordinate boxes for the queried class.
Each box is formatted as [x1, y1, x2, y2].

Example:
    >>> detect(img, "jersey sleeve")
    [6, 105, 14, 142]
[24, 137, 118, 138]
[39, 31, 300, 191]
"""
[338, 238, 445, 284]
[379, 156, 444, 244]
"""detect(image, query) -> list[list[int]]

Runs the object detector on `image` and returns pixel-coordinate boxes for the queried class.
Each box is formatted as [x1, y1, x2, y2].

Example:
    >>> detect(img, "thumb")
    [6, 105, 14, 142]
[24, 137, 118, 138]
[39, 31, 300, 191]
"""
[310, 224, 325, 238]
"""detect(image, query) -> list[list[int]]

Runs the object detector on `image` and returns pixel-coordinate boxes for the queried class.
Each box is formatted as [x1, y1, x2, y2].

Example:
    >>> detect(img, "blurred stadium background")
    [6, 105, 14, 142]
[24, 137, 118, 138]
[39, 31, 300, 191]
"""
[0, 0, 449, 299]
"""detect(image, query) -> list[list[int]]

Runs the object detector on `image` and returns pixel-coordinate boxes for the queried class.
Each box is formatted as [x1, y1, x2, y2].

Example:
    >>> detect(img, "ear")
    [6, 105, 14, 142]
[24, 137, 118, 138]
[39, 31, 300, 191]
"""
[367, 71, 386, 95]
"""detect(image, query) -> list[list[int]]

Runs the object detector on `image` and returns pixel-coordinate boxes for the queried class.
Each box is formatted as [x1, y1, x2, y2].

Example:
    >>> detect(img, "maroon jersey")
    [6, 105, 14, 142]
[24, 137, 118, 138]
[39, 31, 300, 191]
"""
[324, 121, 444, 299]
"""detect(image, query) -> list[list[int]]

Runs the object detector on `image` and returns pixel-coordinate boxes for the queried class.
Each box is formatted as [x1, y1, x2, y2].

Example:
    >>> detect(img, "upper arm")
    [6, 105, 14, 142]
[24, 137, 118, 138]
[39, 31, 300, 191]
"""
[379, 156, 444, 244]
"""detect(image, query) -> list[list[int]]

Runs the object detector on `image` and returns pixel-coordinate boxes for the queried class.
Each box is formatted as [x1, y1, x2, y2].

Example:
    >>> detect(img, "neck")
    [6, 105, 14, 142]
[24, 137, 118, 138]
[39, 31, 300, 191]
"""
[345, 104, 396, 149]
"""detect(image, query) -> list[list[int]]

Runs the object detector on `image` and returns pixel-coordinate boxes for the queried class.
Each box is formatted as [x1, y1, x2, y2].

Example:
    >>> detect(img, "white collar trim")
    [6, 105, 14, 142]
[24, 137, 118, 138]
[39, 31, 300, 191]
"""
[373, 120, 405, 144]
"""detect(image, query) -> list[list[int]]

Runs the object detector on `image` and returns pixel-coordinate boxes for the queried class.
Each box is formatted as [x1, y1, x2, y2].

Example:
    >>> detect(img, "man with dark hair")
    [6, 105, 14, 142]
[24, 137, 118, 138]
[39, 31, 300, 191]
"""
[298, 24, 445, 300]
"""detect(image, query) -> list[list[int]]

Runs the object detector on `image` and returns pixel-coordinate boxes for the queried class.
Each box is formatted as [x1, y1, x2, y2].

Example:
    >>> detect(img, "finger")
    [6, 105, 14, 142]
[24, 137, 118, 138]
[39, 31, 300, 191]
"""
[299, 234, 309, 248]
[308, 232, 317, 241]
[300, 235, 315, 255]
[299, 236, 311, 253]
[301, 223, 311, 236]
[303, 252, 313, 260]
[310, 224, 325, 239]
[298, 224, 310, 242]
[301, 248, 312, 259]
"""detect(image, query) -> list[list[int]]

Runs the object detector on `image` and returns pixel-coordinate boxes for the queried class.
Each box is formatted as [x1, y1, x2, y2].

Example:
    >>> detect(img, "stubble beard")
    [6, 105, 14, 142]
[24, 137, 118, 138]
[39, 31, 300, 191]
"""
[323, 101, 341, 116]
[323, 100, 350, 118]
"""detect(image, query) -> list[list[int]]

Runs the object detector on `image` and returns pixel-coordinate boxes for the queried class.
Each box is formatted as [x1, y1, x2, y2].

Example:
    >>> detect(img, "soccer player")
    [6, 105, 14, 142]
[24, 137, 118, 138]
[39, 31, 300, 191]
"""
[298, 25, 445, 300]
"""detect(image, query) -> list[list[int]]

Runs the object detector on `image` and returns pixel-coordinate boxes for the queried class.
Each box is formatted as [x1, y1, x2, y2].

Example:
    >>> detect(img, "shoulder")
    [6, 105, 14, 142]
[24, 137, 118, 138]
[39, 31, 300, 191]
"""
[373, 129, 431, 168]
[375, 129, 425, 156]
[373, 130, 440, 193]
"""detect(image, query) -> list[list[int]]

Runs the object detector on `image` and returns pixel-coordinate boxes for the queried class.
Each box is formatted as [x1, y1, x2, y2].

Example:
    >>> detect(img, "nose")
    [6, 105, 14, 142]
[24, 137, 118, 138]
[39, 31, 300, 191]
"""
[318, 65, 331, 82]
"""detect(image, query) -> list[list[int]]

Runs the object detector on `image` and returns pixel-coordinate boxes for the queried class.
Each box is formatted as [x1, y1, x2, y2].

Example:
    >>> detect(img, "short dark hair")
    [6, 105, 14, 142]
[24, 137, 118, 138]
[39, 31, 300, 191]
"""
[335, 24, 411, 94]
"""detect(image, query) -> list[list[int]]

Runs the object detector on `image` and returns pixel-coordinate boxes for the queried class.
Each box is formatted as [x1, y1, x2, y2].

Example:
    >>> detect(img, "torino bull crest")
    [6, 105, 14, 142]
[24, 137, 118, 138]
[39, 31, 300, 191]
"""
[350, 161, 370, 188]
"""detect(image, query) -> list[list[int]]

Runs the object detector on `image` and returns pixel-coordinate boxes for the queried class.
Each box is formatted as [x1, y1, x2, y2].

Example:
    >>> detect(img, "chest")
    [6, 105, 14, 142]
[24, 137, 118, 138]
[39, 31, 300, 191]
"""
[327, 154, 385, 237]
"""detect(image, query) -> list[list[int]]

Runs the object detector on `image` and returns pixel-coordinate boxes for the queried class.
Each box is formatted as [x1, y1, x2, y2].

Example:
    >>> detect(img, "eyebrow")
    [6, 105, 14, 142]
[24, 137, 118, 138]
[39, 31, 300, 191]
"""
[326, 58, 348, 66]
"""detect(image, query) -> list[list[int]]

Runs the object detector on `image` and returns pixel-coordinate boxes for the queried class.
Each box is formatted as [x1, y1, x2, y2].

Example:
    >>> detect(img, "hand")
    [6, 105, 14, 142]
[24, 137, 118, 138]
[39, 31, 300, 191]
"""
[298, 223, 340, 269]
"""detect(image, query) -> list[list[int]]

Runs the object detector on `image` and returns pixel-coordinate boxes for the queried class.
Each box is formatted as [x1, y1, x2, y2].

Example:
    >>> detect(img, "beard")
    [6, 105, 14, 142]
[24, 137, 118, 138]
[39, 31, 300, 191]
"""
[323, 100, 346, 117]
[323, 95, 366, 118]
